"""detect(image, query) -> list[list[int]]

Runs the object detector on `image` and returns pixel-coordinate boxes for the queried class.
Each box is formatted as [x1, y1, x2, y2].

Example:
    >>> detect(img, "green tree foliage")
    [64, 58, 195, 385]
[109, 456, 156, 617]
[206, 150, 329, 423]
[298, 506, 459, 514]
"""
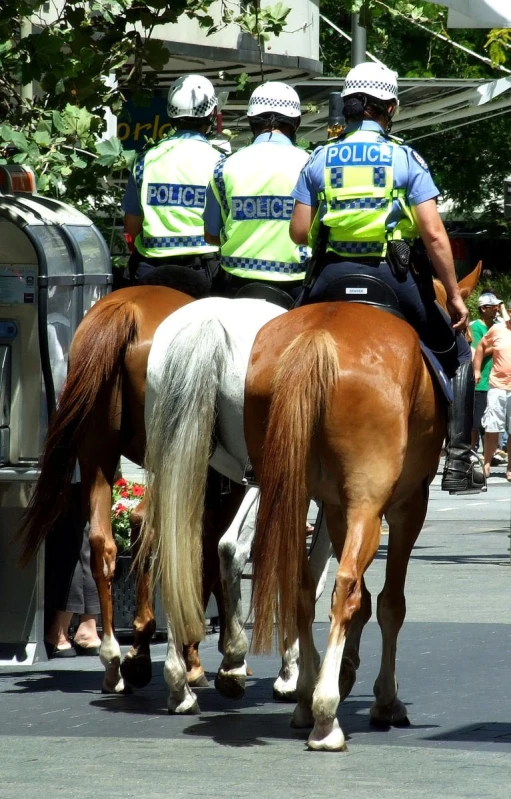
[0, 1, 290, 246]
[0, 1, 214, 241]
[320, 1, 511, 225]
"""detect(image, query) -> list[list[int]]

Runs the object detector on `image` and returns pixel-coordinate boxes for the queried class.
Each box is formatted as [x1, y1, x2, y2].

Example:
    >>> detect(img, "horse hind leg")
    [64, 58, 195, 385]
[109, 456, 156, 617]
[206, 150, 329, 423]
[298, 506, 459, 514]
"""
[370, 485, 428, 727]
[120, 496, 155, 690]
[164, 621, 200, 715]
[308, 508, 382, 752]
[183, 643, 209, 688]
[290, 545, 320, 730]
[274, 505, 332, 702]
[339, 575, 372, 702]
[215, 487, 257, 700]
[315, 503, 371, 705]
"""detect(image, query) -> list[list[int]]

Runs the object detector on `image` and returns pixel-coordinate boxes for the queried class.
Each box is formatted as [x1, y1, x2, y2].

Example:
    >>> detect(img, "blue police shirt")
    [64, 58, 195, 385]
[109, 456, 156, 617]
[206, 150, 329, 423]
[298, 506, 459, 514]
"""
[121, 131, 212, 216]
[203, 132, 296, 237]
[291, 120, 439, 231]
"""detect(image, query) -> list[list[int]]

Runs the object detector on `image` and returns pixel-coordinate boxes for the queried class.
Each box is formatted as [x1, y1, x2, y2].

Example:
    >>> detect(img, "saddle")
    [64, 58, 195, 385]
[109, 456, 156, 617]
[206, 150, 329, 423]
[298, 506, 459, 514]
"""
[308, 273, 405, 320]
[233, 281, 294, 310]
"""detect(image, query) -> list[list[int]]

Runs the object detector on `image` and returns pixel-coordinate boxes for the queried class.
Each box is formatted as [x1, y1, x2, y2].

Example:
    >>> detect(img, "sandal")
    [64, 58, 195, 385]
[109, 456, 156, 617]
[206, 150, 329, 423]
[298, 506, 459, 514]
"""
[44, 641, 77, 659]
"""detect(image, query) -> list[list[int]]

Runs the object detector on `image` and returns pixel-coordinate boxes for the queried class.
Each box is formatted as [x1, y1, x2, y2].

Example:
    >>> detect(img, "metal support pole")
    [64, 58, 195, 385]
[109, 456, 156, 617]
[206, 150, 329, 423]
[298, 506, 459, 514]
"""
[20, 20, 33, 102]
[351, 12, 367, 66]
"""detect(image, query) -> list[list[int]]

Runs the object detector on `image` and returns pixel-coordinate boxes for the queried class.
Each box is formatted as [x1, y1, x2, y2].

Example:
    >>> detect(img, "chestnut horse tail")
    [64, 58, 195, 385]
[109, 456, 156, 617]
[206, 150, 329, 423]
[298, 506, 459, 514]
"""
[141, 315, 230, 647]
[19, 298, 140, 566]
[251, 329, 339, 655]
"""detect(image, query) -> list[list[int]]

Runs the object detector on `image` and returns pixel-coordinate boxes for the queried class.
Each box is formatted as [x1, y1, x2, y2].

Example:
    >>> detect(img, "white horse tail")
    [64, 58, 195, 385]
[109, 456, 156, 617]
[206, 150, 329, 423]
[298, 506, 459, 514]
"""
[142, 315, 230, 647]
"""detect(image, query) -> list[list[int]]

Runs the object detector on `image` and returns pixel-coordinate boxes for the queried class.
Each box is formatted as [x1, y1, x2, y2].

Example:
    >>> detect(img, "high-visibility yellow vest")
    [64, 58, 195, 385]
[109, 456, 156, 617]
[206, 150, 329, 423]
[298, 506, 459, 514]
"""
[320, 129, 418, 258]
[134, 135, 221, 258]
[211, 140, 309, 281]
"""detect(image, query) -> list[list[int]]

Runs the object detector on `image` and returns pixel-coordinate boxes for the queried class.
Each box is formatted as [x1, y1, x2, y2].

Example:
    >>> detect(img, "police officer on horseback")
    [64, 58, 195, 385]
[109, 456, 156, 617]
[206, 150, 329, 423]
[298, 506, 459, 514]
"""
[289, 61, 485, 495]
[204, 81, 310, 306]
[122, 74, 222, 290]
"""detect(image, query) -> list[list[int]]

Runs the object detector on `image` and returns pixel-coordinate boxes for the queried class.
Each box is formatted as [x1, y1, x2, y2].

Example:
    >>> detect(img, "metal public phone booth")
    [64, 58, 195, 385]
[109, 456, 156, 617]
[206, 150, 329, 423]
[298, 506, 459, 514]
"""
[0, 166, 112, 663]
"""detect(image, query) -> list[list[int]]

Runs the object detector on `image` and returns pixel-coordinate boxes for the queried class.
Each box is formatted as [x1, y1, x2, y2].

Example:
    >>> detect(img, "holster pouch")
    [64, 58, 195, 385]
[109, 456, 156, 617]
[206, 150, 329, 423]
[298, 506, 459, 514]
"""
[386, 240, 411, 282]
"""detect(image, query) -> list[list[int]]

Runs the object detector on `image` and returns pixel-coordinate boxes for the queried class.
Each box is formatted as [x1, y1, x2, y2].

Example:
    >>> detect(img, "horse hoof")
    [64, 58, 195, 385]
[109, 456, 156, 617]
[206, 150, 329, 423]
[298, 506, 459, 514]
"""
[187, 671, 209, 688]
[273, 687, 298, 703]
[339, 657, 357, 703]
[290, 702, 314, 729]
[101, 679, 132, 695]
[120, 653, 152, 690]
[370, 698, 409, 727]
[307, 719, 347, 752]
[167, 695, 200, 715]
[214, 671, 246, 700]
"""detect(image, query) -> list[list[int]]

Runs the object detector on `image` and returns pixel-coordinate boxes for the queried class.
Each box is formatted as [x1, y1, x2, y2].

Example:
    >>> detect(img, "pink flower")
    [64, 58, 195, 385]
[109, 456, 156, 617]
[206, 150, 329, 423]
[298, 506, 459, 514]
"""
[132, 485, 144, 497]
[115, 503, 128, 516]
[114, 478, 128, 487]
[120, 490, 130, 498]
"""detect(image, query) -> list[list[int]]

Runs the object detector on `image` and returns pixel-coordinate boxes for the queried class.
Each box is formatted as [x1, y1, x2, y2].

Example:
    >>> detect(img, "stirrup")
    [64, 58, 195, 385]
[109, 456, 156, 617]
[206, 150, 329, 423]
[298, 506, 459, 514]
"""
[441, 455, 487, 495]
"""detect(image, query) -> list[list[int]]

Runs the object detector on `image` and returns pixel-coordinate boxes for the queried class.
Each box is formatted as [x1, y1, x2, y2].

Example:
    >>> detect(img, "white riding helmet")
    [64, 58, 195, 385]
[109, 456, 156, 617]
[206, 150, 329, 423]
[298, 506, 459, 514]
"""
[247, 81, 301, 119]
[341, 62, 399, 105]
[167, 74, 217, 119]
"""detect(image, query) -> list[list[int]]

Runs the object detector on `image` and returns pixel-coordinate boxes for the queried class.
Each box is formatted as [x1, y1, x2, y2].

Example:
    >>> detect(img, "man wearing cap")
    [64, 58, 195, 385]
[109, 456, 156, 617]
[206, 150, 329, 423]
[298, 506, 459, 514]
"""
[204, 81, 309, 301]
[470, 292, 502, 451]
[474, 300, 511, 480]
[122, 74, 222, 289]
[289, 61, 485, 494]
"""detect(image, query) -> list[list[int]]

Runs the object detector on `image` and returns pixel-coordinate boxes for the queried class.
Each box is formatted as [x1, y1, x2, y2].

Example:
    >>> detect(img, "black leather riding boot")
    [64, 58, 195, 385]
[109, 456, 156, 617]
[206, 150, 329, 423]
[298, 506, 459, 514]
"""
[441, 360, 487, 494]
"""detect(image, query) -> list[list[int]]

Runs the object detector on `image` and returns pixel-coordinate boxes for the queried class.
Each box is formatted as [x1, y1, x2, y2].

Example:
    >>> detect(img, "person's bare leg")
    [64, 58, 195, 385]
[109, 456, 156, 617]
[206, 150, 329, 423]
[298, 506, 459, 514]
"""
[45, 610, 74, 649]
[74, 615, 101, 648]
[483, 431, 498, 478]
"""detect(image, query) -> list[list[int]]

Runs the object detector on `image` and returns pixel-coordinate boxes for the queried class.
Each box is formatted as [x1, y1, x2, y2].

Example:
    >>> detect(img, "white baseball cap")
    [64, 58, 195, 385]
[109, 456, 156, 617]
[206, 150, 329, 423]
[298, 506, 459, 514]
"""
[478, 292, 502, 307]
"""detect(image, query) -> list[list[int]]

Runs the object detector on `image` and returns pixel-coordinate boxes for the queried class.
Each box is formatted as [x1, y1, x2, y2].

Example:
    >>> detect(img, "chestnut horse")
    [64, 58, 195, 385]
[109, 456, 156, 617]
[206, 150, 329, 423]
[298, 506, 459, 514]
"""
[140, 263, 479, 735]
[248, 266, 480, 751]
[19, 284, 244, 693]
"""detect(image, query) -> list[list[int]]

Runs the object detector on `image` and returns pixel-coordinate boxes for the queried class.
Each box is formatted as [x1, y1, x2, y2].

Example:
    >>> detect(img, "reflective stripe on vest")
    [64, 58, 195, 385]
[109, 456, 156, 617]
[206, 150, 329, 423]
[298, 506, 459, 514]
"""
[134, 136, 221, 258]
[321, 130, 418, 259]
[211, 141, 310, 282]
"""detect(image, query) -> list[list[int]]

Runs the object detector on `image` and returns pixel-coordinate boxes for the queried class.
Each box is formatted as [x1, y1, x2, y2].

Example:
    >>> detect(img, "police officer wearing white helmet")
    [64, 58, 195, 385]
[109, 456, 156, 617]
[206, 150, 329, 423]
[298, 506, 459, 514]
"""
[204, 81, 309, 303]
[290, 61, 485, 495]
[122, 74, 222, 290]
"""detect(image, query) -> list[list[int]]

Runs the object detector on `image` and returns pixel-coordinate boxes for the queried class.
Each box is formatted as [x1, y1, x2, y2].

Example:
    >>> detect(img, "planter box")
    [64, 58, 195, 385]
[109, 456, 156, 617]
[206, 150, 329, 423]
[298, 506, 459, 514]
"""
[111, 555, 219, 636]
[112, 555, 167, 635]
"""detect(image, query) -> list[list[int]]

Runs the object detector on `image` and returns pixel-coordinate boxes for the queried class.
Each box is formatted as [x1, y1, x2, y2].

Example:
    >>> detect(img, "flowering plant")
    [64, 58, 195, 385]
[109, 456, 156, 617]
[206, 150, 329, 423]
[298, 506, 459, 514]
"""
[111, 478, 145, 554]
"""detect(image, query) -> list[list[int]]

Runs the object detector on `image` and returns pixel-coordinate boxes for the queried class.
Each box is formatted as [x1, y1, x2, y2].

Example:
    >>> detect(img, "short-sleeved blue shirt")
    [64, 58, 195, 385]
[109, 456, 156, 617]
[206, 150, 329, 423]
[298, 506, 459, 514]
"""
[291, 120, 439, 230]
[121, 131, 212, 217]
[203, 132, 296, 237]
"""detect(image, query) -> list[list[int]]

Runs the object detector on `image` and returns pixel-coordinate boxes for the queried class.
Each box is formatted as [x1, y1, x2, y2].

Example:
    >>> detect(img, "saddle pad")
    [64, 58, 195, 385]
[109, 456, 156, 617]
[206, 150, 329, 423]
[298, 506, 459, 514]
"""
[420, 342, 453, 405]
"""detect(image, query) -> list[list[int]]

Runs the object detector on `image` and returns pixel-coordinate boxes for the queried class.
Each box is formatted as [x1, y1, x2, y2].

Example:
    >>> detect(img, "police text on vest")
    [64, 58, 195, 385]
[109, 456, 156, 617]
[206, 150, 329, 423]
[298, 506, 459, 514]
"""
[146, 183, 206, 207]
[326, 142, 393, 168]
[231, 195, 295, 221]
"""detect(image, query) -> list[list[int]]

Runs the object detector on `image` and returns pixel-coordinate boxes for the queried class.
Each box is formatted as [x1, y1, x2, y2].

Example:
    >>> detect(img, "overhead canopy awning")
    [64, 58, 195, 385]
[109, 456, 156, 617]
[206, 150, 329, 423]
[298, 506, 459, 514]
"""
[430, 1, 511, 28]
[218, 76, 511, 146]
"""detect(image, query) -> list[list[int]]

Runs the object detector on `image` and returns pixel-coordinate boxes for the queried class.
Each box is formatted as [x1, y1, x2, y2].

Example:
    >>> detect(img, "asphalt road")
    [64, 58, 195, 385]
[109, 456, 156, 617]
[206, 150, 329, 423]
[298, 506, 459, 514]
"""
[1, 465, 510, 799]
